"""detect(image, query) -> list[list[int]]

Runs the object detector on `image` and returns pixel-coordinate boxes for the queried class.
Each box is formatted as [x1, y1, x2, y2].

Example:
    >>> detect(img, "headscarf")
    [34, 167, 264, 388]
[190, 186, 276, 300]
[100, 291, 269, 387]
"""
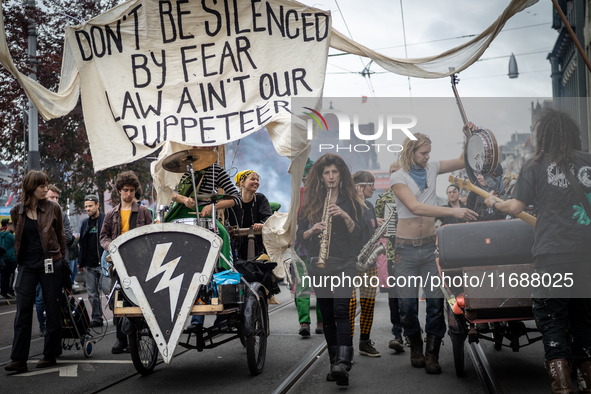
[235, 169, 256, 187]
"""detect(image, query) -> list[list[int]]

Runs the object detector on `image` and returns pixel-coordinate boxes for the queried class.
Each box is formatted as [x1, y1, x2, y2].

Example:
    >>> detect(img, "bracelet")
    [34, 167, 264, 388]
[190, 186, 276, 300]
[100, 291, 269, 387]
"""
[173, 194, 177, 203]
[493, 201, 500, 210]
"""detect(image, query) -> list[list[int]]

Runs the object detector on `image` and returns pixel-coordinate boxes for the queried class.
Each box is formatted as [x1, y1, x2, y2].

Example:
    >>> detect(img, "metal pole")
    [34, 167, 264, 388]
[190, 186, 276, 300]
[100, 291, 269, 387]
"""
[26, 0, 40, 171]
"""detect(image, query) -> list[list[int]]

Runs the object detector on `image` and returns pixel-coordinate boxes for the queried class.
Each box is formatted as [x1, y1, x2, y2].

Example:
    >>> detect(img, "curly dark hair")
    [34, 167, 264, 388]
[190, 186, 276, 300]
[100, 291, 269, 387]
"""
[300, 154, 365, 224]
[533, 108, 582, 171]
[115, 171, 140, 192]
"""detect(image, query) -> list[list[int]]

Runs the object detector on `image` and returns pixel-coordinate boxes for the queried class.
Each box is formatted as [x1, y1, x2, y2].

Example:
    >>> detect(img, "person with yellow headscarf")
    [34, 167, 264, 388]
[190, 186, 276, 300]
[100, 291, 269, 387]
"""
[228, 170, 272, 260]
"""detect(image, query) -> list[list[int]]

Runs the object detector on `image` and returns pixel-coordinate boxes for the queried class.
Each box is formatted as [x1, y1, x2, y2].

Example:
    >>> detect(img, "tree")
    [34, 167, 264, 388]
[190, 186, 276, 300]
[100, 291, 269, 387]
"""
[0, 0, 154, 211]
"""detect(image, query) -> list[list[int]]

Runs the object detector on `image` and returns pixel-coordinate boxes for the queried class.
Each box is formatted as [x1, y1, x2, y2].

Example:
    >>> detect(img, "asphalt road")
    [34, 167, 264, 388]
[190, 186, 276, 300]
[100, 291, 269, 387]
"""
[1, 286, 550, 393]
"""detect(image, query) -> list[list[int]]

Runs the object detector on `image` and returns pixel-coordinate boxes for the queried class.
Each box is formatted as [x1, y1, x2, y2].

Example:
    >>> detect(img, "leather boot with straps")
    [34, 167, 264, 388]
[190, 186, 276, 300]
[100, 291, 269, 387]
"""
[330, 346, 353, 386]
[545, 359, 574, 394]
[425, 334, 442, 374]
[408, 332, 425, 368]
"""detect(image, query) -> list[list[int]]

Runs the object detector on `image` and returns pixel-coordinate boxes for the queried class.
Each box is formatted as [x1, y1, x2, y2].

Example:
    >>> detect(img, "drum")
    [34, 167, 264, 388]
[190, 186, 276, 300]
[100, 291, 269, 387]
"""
[198, 217, 213, 229]
[171, 218, 198, 226]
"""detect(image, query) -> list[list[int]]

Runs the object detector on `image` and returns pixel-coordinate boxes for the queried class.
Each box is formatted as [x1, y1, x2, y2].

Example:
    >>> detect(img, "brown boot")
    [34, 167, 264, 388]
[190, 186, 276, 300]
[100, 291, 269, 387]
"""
[408, 332, 425, 368]
[577, 361, 591, 393]
[425, 334, 442, 374]
[545, 359, 574, 394]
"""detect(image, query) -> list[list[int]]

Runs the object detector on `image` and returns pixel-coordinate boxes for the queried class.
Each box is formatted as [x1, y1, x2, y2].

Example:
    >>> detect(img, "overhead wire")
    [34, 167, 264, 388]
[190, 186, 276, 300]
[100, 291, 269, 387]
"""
[334, 0, 375, 96]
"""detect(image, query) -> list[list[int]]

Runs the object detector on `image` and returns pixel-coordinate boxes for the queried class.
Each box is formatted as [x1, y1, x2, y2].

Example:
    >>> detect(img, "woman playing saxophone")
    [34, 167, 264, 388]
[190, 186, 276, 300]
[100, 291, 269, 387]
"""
[296, 154, 365, 386]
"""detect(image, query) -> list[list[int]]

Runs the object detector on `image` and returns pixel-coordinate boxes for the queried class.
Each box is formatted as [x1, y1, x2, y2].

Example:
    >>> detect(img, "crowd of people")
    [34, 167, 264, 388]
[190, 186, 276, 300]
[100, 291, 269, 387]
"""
[2, 108, 590, 393]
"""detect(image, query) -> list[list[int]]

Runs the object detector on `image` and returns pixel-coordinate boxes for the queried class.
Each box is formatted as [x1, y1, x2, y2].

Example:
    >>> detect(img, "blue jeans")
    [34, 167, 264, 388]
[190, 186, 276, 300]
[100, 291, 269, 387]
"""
[35, 283, 45, 330]
[85, 266, 110, 323]
[69, 259, 78, 284]
[393, 242, 445, 338]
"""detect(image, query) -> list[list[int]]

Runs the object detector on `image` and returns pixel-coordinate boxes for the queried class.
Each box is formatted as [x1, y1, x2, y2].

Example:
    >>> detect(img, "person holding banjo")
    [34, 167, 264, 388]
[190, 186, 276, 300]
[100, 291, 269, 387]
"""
[390, 129, 477, 375]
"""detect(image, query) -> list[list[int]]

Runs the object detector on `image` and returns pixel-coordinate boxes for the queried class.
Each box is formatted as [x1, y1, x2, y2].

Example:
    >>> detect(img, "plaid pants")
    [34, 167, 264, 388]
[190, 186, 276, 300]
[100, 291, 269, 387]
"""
[349, 266, 378, 337]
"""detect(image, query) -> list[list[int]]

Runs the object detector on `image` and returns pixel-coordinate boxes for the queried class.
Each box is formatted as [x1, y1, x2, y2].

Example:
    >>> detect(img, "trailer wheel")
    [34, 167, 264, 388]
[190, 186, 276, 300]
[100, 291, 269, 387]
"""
[129, 327, 158, 376]
[82, 337, 93, 358]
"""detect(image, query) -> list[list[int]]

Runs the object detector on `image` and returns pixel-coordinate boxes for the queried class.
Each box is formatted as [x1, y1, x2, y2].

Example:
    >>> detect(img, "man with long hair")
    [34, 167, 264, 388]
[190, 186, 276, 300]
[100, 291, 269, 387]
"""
[390, 130, 477, 375]
[297, 153, 365, 386]
[485, 108, 591, 392]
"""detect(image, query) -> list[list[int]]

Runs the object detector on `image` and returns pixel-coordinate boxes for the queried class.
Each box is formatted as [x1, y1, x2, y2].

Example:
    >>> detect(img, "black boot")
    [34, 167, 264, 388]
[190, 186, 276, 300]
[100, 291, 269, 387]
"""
[330, 346, 353, 386]
[409, 332, 425, 368]
[326, 346, 337, 382]
[112, 337, 128, 354]
[425, 334, 442, 374]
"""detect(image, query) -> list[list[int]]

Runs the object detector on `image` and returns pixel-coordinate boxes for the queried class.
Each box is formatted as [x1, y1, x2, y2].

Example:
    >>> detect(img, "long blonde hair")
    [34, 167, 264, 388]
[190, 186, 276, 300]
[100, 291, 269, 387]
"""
[399, 133, 431, 172]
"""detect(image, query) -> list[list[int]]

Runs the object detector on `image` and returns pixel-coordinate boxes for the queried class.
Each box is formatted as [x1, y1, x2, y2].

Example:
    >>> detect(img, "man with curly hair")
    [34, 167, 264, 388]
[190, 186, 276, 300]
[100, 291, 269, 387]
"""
[100, 170, 153, 353]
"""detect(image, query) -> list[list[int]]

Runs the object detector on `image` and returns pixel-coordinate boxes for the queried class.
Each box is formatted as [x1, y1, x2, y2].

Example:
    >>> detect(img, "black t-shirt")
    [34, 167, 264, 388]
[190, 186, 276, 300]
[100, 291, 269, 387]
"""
[22, 216, 45, 268]
[515, 151, 591, 266]
[85, 217, 100, 266]
[360, 201, 378, 245]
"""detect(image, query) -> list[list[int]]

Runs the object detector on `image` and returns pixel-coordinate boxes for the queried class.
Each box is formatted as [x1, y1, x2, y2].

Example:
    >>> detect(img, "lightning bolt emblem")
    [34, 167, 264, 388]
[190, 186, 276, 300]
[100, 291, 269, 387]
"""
[145, 242, 185, 322]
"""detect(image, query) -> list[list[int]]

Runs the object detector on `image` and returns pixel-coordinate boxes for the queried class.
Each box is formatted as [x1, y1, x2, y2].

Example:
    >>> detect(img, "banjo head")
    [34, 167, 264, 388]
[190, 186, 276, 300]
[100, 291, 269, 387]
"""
[465, 129, 499, 188]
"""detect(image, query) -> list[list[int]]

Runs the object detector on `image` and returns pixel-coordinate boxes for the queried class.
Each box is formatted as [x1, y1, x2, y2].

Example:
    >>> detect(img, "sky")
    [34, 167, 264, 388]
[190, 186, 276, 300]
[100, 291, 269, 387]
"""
[234, 0, 558, 208]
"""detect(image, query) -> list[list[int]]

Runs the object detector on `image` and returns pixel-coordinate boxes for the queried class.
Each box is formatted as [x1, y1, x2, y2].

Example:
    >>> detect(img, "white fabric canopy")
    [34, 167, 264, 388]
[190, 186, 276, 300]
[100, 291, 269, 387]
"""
[0, 0, 538, 280]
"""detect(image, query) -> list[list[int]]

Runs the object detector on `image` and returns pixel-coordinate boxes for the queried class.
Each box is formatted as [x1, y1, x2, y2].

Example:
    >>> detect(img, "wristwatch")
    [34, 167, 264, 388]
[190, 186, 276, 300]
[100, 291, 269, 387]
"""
[493, 201, 500, 210]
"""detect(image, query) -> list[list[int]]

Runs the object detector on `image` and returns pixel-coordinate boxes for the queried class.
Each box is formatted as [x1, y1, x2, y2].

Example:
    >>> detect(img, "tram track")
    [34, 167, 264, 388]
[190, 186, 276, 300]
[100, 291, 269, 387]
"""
[466, 341, 509, 394]
[89, 299, 294, 394]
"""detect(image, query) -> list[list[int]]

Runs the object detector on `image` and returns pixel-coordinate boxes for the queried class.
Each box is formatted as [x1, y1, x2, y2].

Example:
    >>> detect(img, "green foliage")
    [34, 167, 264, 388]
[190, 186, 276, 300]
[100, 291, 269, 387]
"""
[0, 0, 154, 212]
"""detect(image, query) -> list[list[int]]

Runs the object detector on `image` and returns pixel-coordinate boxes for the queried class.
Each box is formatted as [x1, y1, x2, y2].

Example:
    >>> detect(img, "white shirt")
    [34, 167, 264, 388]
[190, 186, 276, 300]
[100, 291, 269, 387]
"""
[389, 161, 441, 219]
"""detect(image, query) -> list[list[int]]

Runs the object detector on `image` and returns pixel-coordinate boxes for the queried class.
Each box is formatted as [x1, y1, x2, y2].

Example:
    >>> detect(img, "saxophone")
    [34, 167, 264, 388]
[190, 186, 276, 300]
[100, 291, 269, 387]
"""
[356, 208, 397, 272]
[316, 182, 334, 268]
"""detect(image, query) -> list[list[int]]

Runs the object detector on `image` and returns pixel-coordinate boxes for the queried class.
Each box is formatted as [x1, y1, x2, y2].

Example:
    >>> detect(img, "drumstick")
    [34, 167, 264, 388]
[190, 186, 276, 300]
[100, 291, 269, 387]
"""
[449, 175, 536, 227]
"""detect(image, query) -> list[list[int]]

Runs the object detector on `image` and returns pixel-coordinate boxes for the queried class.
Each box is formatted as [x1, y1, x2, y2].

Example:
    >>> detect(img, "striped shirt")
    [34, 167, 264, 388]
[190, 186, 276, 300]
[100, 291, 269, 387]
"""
[180, 163, 240, 207]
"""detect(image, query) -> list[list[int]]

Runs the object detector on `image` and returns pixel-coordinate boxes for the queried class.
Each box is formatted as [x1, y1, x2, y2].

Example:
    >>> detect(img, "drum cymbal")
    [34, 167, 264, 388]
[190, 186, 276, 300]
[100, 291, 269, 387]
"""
[162, 149, 218, 173]
[195, 193, 235, 202]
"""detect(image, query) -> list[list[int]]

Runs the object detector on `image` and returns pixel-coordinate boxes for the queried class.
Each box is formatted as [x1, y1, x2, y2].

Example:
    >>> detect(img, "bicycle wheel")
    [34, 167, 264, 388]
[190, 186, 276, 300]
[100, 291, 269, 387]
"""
[129, 326, 158, 376]
[245, 289, 267, 376]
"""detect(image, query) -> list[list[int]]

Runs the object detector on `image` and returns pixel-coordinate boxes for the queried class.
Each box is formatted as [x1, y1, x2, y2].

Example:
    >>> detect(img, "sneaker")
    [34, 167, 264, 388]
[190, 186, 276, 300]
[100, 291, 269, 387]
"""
[389, 335, 405, 353]
[39, 327, 47, 337]
[299, 323, 311, 337]
[5, 360, 28, 373]
[315, 321, 324, 335]
[89, 320, 103, 328]
[2, 293, 15, 299]
[359, 339, 381, 357]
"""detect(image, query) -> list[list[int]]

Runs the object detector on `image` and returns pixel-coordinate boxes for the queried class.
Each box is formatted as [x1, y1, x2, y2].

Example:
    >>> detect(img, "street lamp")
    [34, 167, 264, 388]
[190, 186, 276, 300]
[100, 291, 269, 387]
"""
[508, 53, 519, 79]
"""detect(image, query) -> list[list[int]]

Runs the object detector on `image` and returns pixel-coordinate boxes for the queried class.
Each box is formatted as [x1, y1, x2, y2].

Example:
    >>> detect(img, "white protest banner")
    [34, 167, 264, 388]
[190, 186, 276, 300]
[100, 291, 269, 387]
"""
[64, 0, 330, 170]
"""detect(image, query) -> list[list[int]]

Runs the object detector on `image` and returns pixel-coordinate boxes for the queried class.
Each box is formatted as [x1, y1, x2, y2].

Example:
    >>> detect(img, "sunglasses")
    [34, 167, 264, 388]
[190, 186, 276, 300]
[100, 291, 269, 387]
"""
[357, 182, 375, 188]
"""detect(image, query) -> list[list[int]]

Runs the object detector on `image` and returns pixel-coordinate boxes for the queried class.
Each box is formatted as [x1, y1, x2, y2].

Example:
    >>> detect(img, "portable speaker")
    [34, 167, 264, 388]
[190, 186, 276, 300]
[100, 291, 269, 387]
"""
[437, 219, 534, 269]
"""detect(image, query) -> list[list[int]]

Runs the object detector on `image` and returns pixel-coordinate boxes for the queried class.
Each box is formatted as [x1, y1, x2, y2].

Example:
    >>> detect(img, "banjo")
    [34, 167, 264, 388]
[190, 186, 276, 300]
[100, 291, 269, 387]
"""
[451, 74, 500, 188]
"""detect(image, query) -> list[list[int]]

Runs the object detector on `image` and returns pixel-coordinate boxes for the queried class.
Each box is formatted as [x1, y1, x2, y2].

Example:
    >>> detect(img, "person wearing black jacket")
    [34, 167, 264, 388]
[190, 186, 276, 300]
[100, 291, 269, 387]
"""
[437, 185, 468, 226]
[229, 170, 272, 260]
[297, 154, 365, 386]
[79, 195, 106, 328]
[5, 171, 66, 373]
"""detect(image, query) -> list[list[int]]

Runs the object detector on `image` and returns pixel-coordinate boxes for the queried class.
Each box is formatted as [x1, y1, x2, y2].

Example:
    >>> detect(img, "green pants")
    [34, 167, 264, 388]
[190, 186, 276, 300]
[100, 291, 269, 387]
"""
[294, 259, 322, 324]
[167, 204, 233, 270]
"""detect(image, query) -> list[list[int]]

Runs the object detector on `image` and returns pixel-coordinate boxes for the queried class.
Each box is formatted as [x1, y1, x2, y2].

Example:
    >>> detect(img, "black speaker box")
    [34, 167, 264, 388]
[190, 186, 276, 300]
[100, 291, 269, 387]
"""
[437, 219, 534, 269]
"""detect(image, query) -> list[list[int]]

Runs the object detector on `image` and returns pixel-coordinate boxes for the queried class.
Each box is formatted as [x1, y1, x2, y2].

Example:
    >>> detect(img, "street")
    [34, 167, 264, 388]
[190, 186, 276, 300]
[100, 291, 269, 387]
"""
[1, 286, 550, 394]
